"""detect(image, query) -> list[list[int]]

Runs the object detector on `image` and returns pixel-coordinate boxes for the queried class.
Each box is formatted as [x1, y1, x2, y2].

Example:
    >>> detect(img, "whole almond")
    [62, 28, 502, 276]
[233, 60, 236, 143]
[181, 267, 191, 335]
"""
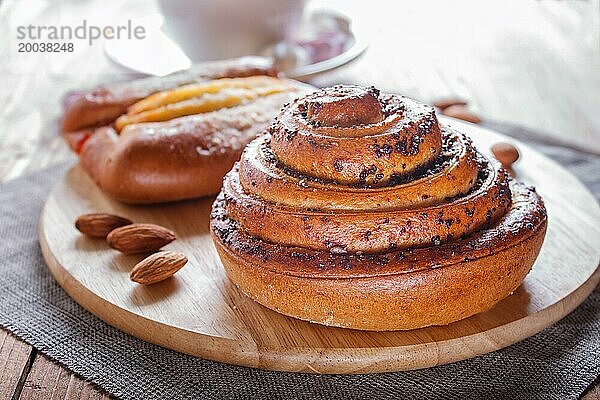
[107, 223, 176, 254]
[130, 251, 188, 285]
[75, 213, 132, 238]
[441, 104, 481, 124]
[491, 142, 520, 169]
[433, 98, 467, 110]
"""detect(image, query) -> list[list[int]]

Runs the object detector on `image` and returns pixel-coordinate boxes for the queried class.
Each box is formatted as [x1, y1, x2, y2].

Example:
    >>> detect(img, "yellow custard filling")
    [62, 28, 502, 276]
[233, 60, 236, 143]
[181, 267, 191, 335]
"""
[115, 76, 289, 132]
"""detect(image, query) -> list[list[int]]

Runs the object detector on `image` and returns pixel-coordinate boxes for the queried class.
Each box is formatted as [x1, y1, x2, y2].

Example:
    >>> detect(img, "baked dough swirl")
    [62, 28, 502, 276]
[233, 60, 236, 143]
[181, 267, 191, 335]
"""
[211, 86, 547, 331]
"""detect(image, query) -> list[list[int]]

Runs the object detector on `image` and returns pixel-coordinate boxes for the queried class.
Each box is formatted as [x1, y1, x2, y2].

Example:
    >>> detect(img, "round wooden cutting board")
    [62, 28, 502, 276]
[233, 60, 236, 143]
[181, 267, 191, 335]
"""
[39, 119, 600, 374]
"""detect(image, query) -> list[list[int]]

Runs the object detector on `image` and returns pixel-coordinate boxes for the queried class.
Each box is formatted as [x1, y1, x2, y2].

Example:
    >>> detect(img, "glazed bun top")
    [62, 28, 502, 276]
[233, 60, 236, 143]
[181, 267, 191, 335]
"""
[268, 85, 443, 185]
[222, 85, 512, 254]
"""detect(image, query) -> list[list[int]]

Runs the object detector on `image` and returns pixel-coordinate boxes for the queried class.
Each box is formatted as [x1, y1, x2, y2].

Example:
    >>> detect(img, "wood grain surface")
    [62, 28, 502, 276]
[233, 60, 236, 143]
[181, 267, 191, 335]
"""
[0, 331, 34, 399]
[20, 353, 110, 400]
[38, 120, 600, 374]
[1, 0, 599, 397]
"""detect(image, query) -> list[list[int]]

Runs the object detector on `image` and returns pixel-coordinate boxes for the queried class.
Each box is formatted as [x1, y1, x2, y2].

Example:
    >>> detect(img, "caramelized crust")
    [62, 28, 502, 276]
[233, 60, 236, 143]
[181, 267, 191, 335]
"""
[238, 128, 478, 211]
[225, 153, 510, 253]
[269, 86, 442, 185]
[213, 181, 545, 279]
[212, 181, 547, 330]
[304, 86, 385, 127]
[209, 85, 548, 330]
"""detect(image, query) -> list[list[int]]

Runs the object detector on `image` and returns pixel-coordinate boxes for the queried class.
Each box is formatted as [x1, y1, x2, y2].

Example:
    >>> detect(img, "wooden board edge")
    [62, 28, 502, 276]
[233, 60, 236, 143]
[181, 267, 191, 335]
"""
[38, 198, 600, 373]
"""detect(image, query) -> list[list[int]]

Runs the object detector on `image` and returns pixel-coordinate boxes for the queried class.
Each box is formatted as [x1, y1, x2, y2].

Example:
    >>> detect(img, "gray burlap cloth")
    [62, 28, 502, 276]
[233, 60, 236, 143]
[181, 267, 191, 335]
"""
[0, 122, 598, 400]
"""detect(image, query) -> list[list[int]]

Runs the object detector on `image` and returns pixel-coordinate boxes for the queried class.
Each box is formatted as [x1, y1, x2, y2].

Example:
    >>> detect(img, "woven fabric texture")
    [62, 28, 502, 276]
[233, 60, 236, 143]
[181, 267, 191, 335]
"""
[0, 124, 598, 400]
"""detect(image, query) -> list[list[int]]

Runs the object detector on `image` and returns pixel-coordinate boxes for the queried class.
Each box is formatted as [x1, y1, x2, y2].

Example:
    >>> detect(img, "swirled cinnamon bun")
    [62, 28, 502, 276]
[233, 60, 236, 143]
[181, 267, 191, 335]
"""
[210, 85, 547, 331]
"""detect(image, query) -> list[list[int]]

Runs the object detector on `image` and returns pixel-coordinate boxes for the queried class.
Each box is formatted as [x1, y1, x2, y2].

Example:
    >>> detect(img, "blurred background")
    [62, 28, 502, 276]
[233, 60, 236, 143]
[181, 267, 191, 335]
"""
[0, 0, 599, 178]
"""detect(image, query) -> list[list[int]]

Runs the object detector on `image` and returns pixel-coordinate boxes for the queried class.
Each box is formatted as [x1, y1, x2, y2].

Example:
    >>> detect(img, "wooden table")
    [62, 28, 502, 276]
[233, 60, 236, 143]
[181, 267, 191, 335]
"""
[0, 0, 598, 398]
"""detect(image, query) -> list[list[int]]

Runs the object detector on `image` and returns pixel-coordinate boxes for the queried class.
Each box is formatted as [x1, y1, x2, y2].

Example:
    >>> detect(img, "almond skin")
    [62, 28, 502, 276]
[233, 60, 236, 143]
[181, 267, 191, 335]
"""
[491, 142, 520, 169]
[75, 213, 132, 238]
[106, 223, 176, 254]
[433, 98, 467, 110]
[130, 251, 188, 285]
[441, 104, 481, 124]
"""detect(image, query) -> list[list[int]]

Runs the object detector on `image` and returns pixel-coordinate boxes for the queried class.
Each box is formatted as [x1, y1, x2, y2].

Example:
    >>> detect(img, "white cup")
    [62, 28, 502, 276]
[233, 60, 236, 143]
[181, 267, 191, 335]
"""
[158, 0, 307, 61]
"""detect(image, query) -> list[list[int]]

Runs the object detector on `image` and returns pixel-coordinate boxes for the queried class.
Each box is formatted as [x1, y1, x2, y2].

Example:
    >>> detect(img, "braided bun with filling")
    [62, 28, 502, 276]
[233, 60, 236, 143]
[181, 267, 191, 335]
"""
[60, 58, 313, 204]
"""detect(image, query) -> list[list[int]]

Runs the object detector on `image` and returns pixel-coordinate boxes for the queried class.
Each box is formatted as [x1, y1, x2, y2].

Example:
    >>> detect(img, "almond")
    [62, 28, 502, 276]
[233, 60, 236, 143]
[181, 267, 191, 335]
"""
[106, 223, 176, 254]
[433, 98, 467, 110]
[441, 104, 481, 124]
[130, 251, 188, 285]
[491, 142, 520, 169]
[75, 213, 132, 238]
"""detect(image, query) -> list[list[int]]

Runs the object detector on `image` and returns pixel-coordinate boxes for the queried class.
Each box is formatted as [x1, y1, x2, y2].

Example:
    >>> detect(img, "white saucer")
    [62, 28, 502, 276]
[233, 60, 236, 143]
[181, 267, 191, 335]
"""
[104, 10, 366, 80]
